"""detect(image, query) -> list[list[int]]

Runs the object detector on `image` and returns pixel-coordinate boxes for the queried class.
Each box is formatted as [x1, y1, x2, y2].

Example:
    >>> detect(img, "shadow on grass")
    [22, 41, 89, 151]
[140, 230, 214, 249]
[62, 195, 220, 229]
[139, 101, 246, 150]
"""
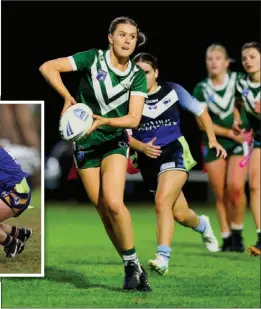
[65, 259, 121, 266]
[44, 266, 123, 292]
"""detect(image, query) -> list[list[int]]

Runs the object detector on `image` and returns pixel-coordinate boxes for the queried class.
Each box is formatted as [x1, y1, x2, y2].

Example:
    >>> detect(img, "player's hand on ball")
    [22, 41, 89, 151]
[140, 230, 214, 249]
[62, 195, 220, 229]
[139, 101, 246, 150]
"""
[61, 96, 77, 116]
[84, 114, 109, 137]
[141, 137, 162, 159]
[208, 140, 227, 159]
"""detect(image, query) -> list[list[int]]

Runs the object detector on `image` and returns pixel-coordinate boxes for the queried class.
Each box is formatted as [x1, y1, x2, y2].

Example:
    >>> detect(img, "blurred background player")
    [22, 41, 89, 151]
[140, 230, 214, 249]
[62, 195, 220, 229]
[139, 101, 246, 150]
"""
[0, 145, 33, 258]
[128, 52, 227, 275]
[233, 42, 261, 256]
[39, 17, 152, 291]
[193, 44, 250, 252]
[0, 104, 41, 188]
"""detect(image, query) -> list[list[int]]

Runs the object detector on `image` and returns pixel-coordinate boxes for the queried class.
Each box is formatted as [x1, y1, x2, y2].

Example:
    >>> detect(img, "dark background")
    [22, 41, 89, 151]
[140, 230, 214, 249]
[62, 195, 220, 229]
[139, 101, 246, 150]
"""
[1, 1, 260, 201]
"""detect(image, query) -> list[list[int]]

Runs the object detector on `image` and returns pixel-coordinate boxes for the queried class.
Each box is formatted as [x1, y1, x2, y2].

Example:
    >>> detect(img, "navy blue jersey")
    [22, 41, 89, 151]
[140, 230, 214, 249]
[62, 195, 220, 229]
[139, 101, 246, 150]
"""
[133, 82, 205, 146]
[0, 147, 28, 194]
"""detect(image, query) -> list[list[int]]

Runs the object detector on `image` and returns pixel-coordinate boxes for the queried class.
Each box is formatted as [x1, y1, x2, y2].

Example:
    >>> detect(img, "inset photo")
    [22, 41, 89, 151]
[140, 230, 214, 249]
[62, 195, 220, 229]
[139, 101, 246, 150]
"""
[0, 101, 44, 277]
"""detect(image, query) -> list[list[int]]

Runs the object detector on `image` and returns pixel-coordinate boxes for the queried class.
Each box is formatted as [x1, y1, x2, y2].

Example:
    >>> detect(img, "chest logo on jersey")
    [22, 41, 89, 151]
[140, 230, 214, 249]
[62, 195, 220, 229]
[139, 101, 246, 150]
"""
[96, 69, 107, 81]
[208, 94, 215, 103]
[148, 104, 157, 110]
[163, 98, 171, 105]
[242, 88, 249, 97]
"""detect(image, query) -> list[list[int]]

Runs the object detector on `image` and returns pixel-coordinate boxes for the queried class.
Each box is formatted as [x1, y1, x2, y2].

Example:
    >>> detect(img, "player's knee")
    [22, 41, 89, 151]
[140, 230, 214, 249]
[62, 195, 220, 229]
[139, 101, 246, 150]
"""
[155, 196, 169, 214]
[106, 198, 125, 216]
[215, 198, 226, 209]
[227, 184, 245, 205]
[174, 211, 186, 224]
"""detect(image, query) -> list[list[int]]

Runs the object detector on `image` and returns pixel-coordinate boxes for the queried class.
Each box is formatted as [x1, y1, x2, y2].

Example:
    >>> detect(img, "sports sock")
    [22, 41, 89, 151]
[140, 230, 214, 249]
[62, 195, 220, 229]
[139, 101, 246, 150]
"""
[1, 234, 16, 248]
[122, 247, 142, 273]
[231, 223, 243, 237]
[221, 232, 232, 239]
[10, 226, 20, 238]
[193, 216, 207, 234]
[157, 245, 171, 264]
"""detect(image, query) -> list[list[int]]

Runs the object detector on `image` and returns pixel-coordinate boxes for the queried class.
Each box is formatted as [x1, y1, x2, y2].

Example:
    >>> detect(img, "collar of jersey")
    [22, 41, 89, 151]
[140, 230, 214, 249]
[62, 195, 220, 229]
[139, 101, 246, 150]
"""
[247, 76, 260, 89]
[207, 73, 229, 91]
[148, 85, 162, 96]
[105, 50, 132, 77]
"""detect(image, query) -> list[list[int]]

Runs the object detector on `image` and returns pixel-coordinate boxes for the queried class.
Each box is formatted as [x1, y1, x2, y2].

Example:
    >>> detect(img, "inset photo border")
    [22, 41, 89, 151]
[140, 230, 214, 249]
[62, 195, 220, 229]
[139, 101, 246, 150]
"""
[0, 101, 44, 277]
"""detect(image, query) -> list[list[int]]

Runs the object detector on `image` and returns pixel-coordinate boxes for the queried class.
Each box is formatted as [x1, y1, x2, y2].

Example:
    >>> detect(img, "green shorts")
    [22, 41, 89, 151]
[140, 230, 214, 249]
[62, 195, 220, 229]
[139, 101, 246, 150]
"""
[0, 178, 31, 217]
[253, 131, 261, 149]
[73, 131, 129, 169]
[203, 142, 244, 163]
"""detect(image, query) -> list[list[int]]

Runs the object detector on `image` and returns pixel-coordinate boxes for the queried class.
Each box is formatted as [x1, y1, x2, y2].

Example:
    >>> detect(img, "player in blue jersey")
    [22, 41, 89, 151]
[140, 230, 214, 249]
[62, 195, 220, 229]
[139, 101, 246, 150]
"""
[128, 53, 227, 275]
[0, 145, 33, 258]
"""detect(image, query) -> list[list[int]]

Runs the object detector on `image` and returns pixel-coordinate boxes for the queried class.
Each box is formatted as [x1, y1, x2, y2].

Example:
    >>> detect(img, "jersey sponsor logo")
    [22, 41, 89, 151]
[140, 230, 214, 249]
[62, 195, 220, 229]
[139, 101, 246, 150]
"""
[118, 141, 128, 148]
[76, 151, 85, 162]
[147, 99, 159, 104]
[137, 119, 177, 131]
[96, 69, 107, 81]
[160, 162, 176, 171]
[73, 108, 88, 121]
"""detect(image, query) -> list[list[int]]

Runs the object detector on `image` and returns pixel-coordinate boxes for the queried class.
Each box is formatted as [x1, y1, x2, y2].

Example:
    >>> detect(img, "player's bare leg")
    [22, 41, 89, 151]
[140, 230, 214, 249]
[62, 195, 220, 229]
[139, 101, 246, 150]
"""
[173, 191, 199, 228]
[79, 158, 150, 290]
[101, 154, 147, 290]
[12, 104, 40, 149]
[173, 191, 219, 252]
[78, 167, 122, 256]
[248, 149, 261, 256]
[206, 158, 232, 251]
[0, 201, 23, 257]
[0, 104, 22, 144]
[226, 155, 248, 252]
[148, 170, 187, 275]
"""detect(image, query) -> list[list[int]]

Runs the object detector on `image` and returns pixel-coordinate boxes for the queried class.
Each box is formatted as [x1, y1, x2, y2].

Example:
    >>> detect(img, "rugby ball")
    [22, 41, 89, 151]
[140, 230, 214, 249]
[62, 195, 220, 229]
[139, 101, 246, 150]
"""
[59, 103, 93, 141]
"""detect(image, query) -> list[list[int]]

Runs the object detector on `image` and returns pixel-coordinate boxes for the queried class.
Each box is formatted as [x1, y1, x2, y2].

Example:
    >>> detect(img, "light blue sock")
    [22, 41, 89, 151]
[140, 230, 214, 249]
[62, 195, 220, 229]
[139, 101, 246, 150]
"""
[157, 245, 171, 263]
[193, 216, 207, 233]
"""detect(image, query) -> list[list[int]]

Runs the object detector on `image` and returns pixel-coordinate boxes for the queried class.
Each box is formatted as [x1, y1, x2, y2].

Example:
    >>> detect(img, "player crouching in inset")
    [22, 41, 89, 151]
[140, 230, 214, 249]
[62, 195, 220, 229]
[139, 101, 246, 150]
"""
[0, 146, 33, 258]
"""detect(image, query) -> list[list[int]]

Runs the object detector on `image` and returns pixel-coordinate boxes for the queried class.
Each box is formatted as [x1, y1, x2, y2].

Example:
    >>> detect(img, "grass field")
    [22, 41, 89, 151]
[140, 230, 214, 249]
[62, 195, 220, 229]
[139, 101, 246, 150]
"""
[2, 202, 260, 308]
[0, 188, 42, 275]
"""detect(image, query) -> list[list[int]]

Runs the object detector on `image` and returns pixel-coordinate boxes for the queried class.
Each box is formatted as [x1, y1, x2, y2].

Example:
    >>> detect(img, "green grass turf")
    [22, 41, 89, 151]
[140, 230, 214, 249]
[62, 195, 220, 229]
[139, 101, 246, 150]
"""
[0, 188, 42, 275]
[2, 203, 260, 308]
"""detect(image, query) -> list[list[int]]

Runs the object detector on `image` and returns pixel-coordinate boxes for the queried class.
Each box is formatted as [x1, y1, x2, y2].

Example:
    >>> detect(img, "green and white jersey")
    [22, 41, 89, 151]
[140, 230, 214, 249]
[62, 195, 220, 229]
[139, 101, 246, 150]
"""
[193, 72, 249, 147]
[68, 49, 147, 147]
[235, 74, 260, 133]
